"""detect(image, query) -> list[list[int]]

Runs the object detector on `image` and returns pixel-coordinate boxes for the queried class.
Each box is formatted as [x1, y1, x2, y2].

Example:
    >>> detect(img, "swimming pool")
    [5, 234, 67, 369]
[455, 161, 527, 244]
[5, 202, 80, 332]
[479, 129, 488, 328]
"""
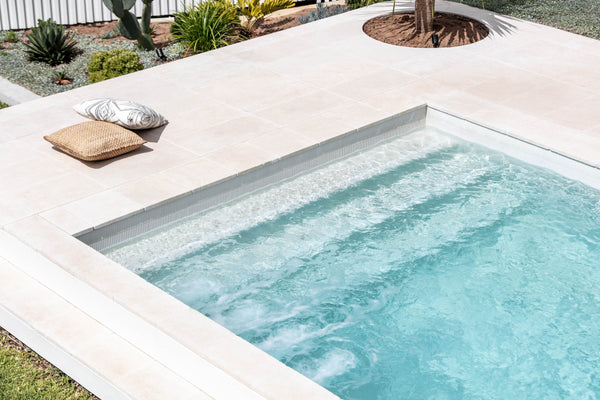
[103, 125, 600, 399]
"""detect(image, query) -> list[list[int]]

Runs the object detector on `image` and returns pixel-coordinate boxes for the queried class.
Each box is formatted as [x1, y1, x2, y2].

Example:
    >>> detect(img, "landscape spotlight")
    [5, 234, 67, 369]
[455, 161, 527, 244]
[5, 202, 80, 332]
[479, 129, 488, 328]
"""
[432, 34, 440, 48]
[156, 48, 167, 61]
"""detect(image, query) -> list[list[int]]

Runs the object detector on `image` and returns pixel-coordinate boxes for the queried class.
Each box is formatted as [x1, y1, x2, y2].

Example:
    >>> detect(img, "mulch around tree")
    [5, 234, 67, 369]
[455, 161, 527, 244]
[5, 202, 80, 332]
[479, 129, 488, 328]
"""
[363, 12, 489, 48]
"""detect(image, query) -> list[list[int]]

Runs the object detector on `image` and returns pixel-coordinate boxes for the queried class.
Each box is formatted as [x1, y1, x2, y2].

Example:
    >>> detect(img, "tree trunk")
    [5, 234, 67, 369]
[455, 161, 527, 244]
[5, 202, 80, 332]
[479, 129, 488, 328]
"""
[415, 0, 434, 34]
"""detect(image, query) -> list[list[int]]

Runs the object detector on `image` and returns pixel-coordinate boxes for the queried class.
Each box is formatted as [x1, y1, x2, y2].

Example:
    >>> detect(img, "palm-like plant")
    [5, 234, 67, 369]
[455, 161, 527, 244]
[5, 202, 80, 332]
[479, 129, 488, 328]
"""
[390, 0, 435, 33]
[24, 19, 77, 66]
[414, 0, 435, 32]
[235, 0, 294, 32]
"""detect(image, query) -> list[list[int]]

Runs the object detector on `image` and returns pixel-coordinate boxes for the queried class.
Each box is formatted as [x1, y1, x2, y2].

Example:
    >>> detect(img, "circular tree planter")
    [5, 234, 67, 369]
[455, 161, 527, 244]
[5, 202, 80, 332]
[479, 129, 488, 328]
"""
[363, 12, 489, 48]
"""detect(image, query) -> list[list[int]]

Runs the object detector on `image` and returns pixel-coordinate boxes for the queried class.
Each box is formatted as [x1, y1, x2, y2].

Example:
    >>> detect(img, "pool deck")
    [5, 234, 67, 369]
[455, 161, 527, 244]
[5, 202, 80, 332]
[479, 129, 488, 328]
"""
[1, 1, 599, 398]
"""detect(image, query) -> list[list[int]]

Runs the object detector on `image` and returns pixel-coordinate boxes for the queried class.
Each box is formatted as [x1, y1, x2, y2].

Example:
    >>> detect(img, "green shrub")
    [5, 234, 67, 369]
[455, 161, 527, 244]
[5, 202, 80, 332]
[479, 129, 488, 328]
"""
[171, 0, 241, 53]
[0, 101, 9, 109]
[88, 48, 143, 83]
[24, 19, 77, 66]
[5, 30, 19, 43]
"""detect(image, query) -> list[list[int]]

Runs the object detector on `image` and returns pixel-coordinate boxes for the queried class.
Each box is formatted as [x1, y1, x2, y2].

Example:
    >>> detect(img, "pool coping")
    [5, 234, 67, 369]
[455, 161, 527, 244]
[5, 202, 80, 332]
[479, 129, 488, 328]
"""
[1, 0, 599, 398]
[81, 104, 600, 254]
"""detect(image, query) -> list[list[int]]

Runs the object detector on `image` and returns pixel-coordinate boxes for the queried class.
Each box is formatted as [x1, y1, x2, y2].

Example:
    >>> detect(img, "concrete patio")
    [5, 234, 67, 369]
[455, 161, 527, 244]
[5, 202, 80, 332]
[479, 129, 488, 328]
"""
[0, 0, 599, 398]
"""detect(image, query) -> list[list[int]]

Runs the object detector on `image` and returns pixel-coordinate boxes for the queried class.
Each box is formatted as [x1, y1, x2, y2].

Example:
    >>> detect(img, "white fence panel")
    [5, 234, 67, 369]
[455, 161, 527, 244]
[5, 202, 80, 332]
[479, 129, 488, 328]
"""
[0, 0, 199, 31]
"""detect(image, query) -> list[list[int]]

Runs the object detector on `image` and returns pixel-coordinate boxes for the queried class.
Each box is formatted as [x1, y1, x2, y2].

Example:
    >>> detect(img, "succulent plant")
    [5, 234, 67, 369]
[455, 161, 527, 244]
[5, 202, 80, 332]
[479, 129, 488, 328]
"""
[53, 69, 73, 85]
[23, 19, 77, 66]
[102, 0, 155, 50]
[5, 30, 19, 43]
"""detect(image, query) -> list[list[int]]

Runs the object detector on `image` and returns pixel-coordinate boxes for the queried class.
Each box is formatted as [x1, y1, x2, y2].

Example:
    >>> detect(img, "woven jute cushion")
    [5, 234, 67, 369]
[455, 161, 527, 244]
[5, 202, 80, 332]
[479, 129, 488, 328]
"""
[44, 121, 147, 161]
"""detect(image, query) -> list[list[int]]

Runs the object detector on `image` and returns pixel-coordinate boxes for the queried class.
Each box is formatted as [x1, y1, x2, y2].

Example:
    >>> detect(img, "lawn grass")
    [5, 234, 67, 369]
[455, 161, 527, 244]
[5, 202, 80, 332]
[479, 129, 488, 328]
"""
[0, 101, 8, 109]
[0, 327, 97, 400]
[449, 0, 600, 39]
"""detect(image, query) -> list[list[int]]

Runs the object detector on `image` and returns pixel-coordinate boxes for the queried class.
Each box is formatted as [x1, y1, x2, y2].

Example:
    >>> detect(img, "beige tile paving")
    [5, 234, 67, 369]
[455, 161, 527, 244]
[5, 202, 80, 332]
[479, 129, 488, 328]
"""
[588, 125, 600, 137]
[283, 112, 357, 142]
[204, 142, 275, 173]
[327, 68, 419, 101]
[158, 158, 237, 192]
[0, 156, 71, 192]
[39, 207, 93, 236]
[0, 140, 41, 168]
[160, 98, 248, 141]
[174, 114, 281, 155]
[56, 190, 144, 229]
[542, 95, 600, 131]
[1, 0, 600, 398]
[255, 89, 354, 126]
[113, 174, 191, 209]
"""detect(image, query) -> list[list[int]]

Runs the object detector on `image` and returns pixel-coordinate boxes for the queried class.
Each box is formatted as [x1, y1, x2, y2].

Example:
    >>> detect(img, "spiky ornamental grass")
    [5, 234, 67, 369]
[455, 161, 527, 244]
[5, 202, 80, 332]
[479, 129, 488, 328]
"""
[0, 33, 184, 96]
[171, 0, 242, 53]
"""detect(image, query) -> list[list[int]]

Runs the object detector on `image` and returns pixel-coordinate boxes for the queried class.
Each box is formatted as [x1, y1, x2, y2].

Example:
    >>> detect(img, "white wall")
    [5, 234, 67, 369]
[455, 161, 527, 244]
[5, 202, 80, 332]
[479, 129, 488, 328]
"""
[0, 0, 201, 31]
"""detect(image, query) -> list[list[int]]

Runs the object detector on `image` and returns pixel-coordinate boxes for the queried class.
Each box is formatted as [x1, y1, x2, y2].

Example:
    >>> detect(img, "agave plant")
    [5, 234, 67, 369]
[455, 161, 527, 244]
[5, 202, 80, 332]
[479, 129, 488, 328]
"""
[24, 19, 77, 66]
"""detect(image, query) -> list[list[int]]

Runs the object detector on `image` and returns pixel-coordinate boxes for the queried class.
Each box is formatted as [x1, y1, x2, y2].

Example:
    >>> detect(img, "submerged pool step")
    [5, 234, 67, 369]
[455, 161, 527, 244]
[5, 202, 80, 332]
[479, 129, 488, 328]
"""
[180, 151, 490, 269]
[158, 152, 522, 313]
[106, 130, 454, 271]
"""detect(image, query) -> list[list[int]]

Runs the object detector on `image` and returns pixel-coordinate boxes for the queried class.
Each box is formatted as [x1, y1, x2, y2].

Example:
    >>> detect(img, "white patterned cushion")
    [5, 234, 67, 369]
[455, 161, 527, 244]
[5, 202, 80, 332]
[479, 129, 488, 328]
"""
[73, 98, 167, 130]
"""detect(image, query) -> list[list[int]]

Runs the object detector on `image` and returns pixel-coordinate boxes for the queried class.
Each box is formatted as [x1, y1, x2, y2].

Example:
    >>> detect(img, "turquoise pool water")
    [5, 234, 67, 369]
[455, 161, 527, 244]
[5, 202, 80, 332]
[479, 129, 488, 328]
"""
[105, 130, 600, 400]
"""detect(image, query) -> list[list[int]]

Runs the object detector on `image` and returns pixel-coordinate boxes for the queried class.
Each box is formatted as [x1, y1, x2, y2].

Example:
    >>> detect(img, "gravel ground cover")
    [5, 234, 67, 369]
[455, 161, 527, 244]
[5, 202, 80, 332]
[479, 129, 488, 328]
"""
[0, 30, 184, 96]
[450, 0, 600, 39]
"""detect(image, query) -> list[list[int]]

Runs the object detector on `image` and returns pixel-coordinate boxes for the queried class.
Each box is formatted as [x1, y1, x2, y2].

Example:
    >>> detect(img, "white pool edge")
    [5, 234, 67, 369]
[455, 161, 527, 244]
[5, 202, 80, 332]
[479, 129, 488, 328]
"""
[427, 105, 600, 190]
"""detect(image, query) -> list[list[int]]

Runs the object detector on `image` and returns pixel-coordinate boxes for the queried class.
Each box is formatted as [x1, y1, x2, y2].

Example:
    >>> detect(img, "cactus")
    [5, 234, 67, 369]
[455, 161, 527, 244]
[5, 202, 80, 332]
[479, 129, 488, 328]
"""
[102, 0, 155, 50]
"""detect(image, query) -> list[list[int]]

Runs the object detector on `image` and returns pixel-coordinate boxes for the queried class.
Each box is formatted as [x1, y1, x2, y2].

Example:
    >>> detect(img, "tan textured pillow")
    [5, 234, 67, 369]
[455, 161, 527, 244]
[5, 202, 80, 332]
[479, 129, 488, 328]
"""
[44, 121, 147, 161]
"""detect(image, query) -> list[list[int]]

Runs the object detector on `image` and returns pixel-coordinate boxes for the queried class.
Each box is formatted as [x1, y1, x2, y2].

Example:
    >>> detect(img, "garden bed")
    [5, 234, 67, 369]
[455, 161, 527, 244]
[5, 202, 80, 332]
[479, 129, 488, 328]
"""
[0, 2, 347, 98]
[0, 28, 184, 97]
